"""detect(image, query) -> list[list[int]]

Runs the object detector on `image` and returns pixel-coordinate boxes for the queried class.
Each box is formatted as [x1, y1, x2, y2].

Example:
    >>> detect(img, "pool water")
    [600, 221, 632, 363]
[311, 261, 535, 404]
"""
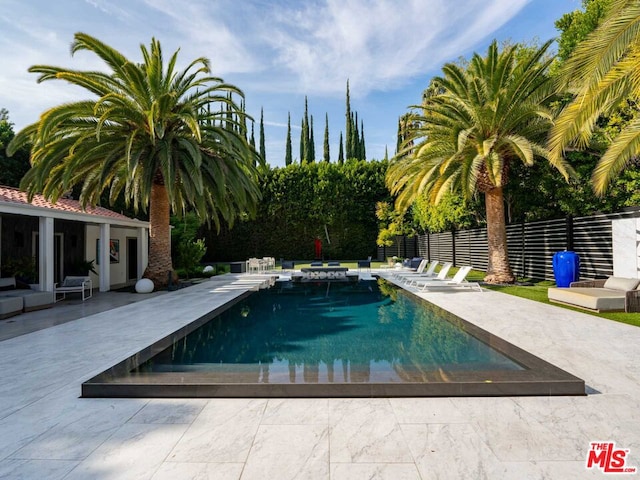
[135, 280, 523, 383]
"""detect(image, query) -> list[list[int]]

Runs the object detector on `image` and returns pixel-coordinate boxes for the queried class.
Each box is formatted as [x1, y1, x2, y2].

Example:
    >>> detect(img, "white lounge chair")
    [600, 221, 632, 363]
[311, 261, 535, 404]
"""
[54, 276, 93, 302]
[401, 261, 447, 284]
[392, 259, 429, 278]
[406, 263, 452, 286]
[413, 266, 482, 292]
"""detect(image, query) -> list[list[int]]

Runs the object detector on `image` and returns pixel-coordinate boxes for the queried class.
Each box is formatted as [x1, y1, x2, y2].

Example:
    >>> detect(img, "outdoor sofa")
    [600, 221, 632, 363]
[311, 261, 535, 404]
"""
[0, 277, 55, 315]
[547, 276, 640, 313]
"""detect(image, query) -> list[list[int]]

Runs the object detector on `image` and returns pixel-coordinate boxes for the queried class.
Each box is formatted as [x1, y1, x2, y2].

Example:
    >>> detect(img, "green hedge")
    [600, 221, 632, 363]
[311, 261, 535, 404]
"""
[201, 159, 390, 261]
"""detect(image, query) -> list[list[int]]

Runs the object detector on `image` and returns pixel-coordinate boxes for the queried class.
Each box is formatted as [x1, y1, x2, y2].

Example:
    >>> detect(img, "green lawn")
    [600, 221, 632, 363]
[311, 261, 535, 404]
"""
[480, 277, 640, 328]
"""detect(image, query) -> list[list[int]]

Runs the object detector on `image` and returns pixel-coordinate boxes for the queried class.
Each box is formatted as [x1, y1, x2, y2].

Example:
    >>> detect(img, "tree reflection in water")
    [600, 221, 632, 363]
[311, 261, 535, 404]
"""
[137, 279, 521, 383]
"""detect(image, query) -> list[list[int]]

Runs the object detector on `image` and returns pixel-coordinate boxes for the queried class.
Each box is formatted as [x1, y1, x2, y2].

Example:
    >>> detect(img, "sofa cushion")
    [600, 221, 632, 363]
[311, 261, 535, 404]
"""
[548, 287, 626, 311]
[62, 277, 86, 287]
[0, 277, 16, 289]
[603, 276, 640, 292]
[0, 296, 23, 319]
[3, 290, 54, 311]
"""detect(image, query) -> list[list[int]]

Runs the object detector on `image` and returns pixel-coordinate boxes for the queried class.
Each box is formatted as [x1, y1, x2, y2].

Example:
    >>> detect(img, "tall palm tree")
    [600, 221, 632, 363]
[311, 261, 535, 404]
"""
[387, 40, 573, 283]
[549, 0, 640, 196]
[8, 33, 261, 288]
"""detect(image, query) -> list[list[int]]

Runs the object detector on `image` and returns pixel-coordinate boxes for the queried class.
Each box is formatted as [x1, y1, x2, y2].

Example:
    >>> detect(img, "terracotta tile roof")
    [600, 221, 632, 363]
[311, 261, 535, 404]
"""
[0, 185, 135, 221]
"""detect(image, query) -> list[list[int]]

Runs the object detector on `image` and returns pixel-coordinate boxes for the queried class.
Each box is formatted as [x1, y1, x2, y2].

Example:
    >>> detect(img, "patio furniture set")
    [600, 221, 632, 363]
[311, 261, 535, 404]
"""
[0, 275, 93, 319]
[0, 277, 54, 319]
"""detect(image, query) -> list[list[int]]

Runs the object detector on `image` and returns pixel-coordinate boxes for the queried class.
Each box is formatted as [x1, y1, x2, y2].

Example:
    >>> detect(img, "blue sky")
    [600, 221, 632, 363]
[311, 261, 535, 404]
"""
[0, 0, 580, 167]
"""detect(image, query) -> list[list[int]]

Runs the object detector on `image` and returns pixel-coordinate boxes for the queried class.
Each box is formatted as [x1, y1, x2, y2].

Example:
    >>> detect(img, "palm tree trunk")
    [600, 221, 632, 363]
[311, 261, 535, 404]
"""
[144, 182, 176, 288]
[484, 186, 515, 283]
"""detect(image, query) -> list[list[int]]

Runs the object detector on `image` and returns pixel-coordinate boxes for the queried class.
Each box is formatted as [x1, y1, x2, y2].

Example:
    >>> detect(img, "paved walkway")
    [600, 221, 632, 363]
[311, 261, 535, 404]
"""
[0, 272, 639, 479]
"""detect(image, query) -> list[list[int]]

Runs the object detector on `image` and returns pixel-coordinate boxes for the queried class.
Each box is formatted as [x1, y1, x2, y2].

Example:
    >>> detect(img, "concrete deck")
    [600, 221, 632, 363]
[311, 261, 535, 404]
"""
[0, 271, 639, 479]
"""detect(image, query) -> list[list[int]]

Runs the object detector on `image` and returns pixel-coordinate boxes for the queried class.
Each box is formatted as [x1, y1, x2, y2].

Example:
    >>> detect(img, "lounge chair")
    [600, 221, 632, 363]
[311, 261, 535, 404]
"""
[357, 256, 372, 271]
[397, 260, 440, 282]
[54, 276, 93, 302]
[327, 261, 340, 266]
[406, 262, 452, 286]
[281, 260, 295, 271]
[412, 266, 482, 292]
[392, 259, 428, 278]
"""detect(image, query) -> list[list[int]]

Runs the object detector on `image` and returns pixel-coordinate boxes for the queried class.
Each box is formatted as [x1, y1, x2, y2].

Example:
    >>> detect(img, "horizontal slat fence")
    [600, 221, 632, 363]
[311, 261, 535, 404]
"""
[384, 208, 640, 281]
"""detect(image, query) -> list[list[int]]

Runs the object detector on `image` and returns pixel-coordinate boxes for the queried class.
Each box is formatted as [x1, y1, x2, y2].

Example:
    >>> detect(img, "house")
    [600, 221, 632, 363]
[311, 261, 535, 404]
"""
[0, 186, 149, 292]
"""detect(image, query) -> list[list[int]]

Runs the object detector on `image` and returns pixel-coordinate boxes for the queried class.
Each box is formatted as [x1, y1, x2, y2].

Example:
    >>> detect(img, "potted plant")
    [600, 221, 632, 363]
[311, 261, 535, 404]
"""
[70, 259, 98, 276]
[4, 256, 38, 289]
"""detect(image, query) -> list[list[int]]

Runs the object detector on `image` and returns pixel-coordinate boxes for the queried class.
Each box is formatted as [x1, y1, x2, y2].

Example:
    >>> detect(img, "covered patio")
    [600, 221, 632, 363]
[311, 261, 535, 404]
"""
[0, 186, 149, 293]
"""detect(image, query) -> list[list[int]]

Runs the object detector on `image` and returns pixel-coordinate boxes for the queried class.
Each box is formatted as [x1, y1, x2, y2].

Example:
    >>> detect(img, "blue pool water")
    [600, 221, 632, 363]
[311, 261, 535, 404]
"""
[135, 279, 523, 384]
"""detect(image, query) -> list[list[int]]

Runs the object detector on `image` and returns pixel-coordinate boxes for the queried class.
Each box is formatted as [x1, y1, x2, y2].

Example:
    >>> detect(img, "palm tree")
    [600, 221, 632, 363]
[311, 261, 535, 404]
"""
[549, 0, 640, 196]
[8, 33, 261, 288]
[387, 40, 573, 283]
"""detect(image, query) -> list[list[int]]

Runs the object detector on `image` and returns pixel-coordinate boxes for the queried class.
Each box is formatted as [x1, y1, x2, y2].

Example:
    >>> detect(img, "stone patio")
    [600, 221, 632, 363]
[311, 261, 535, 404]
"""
[0, 271, 638, 479]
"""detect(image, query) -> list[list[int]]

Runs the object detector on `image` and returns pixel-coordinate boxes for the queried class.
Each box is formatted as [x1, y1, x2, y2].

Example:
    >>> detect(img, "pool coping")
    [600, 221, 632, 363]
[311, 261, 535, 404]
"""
[82, 277, 585, 398]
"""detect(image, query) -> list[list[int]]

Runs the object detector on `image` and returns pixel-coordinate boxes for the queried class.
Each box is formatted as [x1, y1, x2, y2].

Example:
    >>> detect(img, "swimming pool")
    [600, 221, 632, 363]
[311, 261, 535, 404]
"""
[83, 279, 585, 397]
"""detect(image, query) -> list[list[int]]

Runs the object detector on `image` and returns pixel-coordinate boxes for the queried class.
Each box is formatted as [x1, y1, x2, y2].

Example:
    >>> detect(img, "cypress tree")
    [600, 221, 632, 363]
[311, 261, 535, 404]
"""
[259, 107, 266, 163]
[242, 101, 248, 140]
[396, 118, 402, 154]
[345, 80, 352, 159]
[384, 145, 389, 161]
[250, 122, 256, 149]
[285, 112, 293, 166]
[351, 112, 359, 160]
[338, 131, 344, 164]
[360, 120, 366, 160]
[303, 97, 310, 162]
[323, 113, 330, 162]
[300, 118, 305, 162]
[226, 92, 233, 131]
[309, 114, 315, 162]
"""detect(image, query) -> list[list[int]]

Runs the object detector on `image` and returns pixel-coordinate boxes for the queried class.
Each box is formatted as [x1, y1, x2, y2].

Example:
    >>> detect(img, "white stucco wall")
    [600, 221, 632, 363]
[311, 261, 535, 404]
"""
[85, 225, 141, 287]
[612, 217, 640, 279]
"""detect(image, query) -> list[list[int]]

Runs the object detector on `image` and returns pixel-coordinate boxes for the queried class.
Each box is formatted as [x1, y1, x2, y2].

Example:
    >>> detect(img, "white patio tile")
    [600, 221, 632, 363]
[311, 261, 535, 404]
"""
[330, 462, 421, 480]
[151, 462, 244, 480]
[167, 399, 266, 463]
[128, 399, 208, 424]
[0, 458, 78, 480]
[261, 398, 329, 425]
[450, 397, 581, 462]
[63, 423, 188, 480]
[329, 399, 413, 463]
[241, 424, 329, 480]
[406, 423, 502, 479]
[390, 397, 467, 424]
[486, 460, 605, 479]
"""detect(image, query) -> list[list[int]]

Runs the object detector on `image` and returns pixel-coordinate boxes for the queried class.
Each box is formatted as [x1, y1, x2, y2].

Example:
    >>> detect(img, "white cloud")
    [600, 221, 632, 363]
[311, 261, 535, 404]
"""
[258, 0, 531, 96]
[141, 0, 261, 75]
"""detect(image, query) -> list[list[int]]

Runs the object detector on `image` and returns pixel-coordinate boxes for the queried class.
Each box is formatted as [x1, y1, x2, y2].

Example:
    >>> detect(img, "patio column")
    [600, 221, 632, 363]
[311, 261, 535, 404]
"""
[99, 223, 111, 292]
[137, 226, 148, 279]
[0, 215, 2, 274]
[38, 216, 54, 292]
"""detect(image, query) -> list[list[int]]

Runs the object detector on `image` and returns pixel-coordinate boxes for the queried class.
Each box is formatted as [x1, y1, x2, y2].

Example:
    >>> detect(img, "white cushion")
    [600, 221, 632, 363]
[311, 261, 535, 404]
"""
[0, 277, 16, 289]
[548, 287, 627, 311]
[603, 277, 639, 292]
[62, 277, 86, 287]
